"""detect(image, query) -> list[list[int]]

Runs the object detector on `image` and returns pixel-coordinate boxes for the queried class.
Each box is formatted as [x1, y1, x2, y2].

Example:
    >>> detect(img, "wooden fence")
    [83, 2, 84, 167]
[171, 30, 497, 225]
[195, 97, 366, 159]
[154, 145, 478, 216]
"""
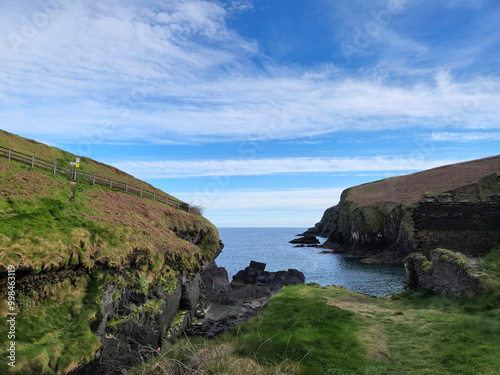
[0, 146, 190, 212]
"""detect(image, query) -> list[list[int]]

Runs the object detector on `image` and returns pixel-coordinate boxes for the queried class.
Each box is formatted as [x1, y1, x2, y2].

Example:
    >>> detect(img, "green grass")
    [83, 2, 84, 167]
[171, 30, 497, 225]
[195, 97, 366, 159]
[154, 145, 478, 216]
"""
[0, 129, 180, 203]
[0, 159, 219, 276]
[132, 250, 500, 375]
[228, 284, 364, 375]
[0, 274, 105, 375]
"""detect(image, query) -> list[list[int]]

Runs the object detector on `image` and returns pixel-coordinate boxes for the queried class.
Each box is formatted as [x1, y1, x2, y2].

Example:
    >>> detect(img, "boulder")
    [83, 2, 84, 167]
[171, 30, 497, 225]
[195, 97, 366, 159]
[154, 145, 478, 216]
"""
[231, 261, 305, 287]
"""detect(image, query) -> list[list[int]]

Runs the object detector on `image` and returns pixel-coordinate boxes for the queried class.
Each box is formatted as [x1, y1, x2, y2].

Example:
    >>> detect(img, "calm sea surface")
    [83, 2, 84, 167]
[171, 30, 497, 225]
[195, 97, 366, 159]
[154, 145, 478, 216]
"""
[216, 228, 405, 297]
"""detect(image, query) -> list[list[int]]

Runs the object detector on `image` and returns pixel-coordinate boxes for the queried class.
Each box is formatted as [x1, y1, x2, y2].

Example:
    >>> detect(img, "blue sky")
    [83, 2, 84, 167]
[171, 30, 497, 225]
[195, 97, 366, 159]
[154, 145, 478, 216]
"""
[0, 0, 499, 227]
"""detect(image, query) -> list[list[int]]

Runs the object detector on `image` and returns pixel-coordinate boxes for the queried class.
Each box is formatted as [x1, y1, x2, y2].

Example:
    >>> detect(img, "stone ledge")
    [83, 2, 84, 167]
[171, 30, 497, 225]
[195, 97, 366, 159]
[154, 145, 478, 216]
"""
[404, 248, 485, 297]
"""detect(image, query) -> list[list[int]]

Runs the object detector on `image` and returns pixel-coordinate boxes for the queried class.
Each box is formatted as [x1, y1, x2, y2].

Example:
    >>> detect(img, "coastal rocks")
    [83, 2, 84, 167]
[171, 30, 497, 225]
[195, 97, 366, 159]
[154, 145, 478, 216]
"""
[231, 260, 305, 287]
[71, 284, 184, 375]
[308, 199, 415, 264]
[307, 170, 500, 264]
[187, 261, 305, 338]
[71, 260, 305, 374]
[289, 234, 320, 245]
[404, 249, 485, 297]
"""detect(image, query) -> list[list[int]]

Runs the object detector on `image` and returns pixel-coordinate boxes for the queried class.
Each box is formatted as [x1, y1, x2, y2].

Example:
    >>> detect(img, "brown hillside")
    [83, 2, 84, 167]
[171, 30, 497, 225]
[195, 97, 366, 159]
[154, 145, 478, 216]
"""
[346, 155, 500, 207]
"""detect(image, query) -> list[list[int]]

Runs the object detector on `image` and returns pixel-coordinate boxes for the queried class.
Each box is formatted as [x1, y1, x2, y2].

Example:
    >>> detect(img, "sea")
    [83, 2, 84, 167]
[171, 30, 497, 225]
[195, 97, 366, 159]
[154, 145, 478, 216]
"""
[216, 228, 406, 297]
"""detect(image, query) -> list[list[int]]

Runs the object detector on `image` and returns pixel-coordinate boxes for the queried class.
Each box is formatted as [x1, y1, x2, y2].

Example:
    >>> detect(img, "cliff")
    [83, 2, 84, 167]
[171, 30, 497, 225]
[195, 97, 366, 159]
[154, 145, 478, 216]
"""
[308, 155, 500, 263]
[0, 131, 221, 374]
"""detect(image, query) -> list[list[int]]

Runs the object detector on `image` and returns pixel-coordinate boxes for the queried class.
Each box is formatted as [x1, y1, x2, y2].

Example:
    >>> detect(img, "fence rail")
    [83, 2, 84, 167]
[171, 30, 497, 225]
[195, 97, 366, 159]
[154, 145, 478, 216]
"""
[0, 146, 190, 212]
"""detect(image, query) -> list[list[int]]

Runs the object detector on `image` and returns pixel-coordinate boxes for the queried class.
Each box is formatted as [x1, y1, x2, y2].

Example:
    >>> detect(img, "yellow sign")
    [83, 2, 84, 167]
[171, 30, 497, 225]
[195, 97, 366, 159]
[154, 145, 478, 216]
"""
[76, 163, 80, 168]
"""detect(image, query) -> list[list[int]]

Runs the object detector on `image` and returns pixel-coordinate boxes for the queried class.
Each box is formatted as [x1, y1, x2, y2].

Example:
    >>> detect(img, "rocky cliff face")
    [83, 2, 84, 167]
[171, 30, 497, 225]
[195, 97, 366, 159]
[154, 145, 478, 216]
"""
[404, 249, 485, 297]
[70, 260, 213, 375]
[307, 158, 500, 264]
[308, 197, 415, 263]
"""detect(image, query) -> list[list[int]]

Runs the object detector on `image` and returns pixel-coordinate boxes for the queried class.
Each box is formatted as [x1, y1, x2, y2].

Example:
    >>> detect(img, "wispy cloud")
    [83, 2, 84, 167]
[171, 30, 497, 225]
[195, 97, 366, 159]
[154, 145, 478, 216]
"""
[429, 132, 500, 143]
[1, 1, 499, 146]
[111, 156, 463, 178]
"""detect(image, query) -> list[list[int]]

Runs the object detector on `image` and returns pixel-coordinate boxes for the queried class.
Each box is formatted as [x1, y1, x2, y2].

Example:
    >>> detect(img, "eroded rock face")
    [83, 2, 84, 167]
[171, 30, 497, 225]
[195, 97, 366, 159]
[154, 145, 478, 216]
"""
[414, 202, 500, 258]
[71, 284, 183, 375]
[187, 261, 305, 338]
[71, 260, 305, 374]
[309, 200, 416, 264]
[404, 249, 485, 297]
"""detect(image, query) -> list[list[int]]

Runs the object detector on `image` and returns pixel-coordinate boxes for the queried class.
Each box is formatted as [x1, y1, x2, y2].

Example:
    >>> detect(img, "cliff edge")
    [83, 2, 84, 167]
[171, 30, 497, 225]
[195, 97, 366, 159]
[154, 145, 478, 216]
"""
[307, 155, 500, 263]
[0, 130, 221, 374]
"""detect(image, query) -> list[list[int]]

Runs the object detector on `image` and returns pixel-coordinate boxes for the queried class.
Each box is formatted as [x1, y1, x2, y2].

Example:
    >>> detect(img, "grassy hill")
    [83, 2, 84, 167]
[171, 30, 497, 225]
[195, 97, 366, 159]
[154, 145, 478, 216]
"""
[309, 155, 500, 263]
[345, 155, 500, 207]
[0, 130, 219, 276]
[0, 130, 220, 374]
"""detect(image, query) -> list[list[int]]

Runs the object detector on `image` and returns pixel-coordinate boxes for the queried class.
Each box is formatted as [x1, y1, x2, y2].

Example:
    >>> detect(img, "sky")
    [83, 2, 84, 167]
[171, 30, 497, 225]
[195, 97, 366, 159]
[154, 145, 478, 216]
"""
[0, 0, 499, 228]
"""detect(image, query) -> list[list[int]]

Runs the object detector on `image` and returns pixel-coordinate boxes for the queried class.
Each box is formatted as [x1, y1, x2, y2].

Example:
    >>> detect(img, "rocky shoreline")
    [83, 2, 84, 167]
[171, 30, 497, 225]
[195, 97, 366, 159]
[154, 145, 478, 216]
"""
[190, 261, 305, 338]
[71, 260, 305, 375]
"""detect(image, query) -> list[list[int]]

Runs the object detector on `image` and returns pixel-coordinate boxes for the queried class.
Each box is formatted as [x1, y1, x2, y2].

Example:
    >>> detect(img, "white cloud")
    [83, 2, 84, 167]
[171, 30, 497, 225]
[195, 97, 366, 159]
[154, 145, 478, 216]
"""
[429, 132, 500, 142]
[110, 156, 462, 178]
[0, 1, 499, 145]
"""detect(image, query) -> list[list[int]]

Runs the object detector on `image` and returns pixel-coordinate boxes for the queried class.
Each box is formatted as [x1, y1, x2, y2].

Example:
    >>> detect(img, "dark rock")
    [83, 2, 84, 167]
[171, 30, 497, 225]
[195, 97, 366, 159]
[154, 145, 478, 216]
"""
[404, 249, 485, 297]
[289, 235, 320, 244]
[71, 259, 305, 375]
[414, 202, 500, 258]
[201, 260, 231, 295]
[231, 261, 305, 287]
[187, 261, 305, 338]
[180, 274, 201, 313]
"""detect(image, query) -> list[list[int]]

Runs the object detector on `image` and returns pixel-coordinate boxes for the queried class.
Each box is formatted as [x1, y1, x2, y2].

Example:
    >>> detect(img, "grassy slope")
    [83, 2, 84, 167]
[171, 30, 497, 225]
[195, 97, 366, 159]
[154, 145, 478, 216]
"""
[132, 250, 500, 375]
[345, 155, 500, 207]
[0, 130, 220, 275]
[0, 131, 220, 374]
[0, 130, 181, 203]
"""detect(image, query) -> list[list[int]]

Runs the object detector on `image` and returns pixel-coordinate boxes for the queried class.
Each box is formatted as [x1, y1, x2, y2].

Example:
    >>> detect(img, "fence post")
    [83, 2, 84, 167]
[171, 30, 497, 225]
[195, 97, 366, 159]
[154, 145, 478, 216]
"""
[110, 179, 113, 189]
[188, 205, 190, 213]
[53, 163, 57, 175]
[31, 156, 35, 168]
[140, 188, 143, 197]
[153, 192, 155, 201]
[92, 174, 95, 185]
[126, 183, 128, 192]
[177, 202, 179, 209]
[8, 149, 11, 161]
[166, 196, 168, 205]
[74, 169, 77, 181]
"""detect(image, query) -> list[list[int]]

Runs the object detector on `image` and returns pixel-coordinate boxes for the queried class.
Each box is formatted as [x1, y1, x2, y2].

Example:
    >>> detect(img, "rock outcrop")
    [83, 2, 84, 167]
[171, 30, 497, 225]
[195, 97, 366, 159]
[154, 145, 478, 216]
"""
[289, 235, 320, 245]
[188, 261, 305, 338]
[305, 156, 500, 264]
[69, 260, 305, 374]
[231, 261, 305, 287]
[414, 201, 500, 258]
[404, 249, 485, 297]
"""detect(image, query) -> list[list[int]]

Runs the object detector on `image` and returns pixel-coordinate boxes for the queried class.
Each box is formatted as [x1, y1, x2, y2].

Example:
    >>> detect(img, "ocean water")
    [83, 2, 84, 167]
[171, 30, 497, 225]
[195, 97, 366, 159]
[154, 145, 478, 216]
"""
[216, 228, 406, 297]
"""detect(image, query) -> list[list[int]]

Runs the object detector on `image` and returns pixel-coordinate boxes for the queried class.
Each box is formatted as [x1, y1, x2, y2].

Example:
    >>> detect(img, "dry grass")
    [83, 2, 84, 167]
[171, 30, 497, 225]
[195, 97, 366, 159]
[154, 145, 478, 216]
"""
[131, 340, 298, 375]
[346, 154, 500, 207]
